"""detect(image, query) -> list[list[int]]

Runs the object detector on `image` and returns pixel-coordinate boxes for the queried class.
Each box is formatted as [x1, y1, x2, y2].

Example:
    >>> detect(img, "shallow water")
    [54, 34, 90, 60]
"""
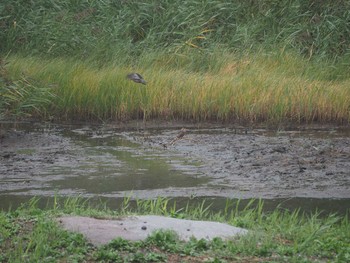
[1, 122, 349, 214]
[1, 195, 349, 216]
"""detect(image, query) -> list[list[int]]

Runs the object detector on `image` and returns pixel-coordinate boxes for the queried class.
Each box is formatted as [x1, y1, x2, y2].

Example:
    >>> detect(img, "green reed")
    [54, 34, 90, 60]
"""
[1, 0, 350, 61]
[3, 51, 350, 124]
[1, 0, 350, 123]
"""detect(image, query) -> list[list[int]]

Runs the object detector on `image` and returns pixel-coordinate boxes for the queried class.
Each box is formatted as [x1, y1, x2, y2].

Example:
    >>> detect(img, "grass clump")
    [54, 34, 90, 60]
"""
[0, 196, 349, 262]
[0, 58, 56, 119]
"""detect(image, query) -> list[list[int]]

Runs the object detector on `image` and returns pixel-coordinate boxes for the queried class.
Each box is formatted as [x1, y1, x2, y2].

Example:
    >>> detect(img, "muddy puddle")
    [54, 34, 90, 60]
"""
[1, 121, 350, 214]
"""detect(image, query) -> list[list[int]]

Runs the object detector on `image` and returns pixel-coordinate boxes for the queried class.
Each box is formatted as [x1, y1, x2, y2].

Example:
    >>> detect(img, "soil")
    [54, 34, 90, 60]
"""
[1, 121, 350, 201]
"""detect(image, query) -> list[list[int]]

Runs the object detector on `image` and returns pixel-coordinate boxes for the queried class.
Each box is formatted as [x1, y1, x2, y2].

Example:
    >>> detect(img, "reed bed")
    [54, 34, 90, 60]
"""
[2, 0, 350, 60]
[1, 0, 350, 123]
[4, 52, 350, 124]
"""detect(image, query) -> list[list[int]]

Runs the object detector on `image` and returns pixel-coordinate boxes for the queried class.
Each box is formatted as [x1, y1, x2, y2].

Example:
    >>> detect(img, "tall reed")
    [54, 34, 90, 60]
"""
[4, 52, 350, 124]
[1, 0, 349, 61]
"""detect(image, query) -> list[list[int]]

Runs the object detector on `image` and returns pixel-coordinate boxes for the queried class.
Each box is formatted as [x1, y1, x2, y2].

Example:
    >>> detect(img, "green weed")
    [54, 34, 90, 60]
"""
[1, 196, 348, 262]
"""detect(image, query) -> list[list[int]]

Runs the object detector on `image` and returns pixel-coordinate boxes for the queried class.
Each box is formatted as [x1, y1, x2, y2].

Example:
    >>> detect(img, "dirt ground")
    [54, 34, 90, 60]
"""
[1, 121, 350, 201]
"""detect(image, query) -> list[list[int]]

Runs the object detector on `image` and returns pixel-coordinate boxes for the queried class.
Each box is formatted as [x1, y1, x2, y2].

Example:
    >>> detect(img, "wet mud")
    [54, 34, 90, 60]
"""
[142, 126, 350, 199]
[1, 122, 350, 208]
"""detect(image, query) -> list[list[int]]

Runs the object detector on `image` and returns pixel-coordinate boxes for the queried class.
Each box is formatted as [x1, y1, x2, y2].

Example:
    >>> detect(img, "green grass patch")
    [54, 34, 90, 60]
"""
[0, 196, 349, 262]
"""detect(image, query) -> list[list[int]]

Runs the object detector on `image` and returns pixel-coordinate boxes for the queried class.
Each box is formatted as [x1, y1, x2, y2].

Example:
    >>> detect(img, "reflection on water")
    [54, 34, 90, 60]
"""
[48, 129, 208, 193]
[0, 123, 209, 206]
[52, 168, 206, 193]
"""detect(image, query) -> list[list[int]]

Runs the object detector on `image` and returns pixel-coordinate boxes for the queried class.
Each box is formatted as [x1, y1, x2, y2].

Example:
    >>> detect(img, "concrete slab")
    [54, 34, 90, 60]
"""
[58, 215, 248, 246]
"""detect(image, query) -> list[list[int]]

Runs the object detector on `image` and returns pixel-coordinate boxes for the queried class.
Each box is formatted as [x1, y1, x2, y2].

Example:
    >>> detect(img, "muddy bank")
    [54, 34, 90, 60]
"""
[0, 122, 350, 204]
[139, 126, 350, 199]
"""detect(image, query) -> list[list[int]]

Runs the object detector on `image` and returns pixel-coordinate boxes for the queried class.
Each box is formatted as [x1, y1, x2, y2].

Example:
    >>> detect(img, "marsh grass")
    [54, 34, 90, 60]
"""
[3, 52, 350, 124]
[1, 196, 349, 262]
[1, 0, 350, 123]
[2, 0, 350, 60]
[0, 58, 56, 119]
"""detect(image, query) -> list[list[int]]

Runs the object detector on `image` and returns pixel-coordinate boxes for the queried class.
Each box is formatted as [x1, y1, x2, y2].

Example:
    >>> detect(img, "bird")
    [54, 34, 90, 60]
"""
[169, 128, 187, 145]
[176, 128, 187, 139]
[127, 73, 146, 85]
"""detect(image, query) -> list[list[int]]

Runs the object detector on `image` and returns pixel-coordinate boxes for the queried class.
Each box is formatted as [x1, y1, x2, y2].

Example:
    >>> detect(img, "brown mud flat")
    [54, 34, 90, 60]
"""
[0, 121, 350, 203]
[141, 125, 350, 199]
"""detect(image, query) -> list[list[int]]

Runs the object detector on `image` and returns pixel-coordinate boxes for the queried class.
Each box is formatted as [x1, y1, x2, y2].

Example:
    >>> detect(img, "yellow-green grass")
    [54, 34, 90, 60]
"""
[5, 52, 350, 124]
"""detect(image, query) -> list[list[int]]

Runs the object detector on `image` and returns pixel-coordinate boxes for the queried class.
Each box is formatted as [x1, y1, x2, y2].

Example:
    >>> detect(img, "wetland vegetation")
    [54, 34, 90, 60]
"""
[1, 0, 349, 124]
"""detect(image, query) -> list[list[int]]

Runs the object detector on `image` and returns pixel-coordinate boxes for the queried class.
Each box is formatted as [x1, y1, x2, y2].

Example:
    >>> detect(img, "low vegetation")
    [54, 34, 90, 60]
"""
[0, 197, 349, 262]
